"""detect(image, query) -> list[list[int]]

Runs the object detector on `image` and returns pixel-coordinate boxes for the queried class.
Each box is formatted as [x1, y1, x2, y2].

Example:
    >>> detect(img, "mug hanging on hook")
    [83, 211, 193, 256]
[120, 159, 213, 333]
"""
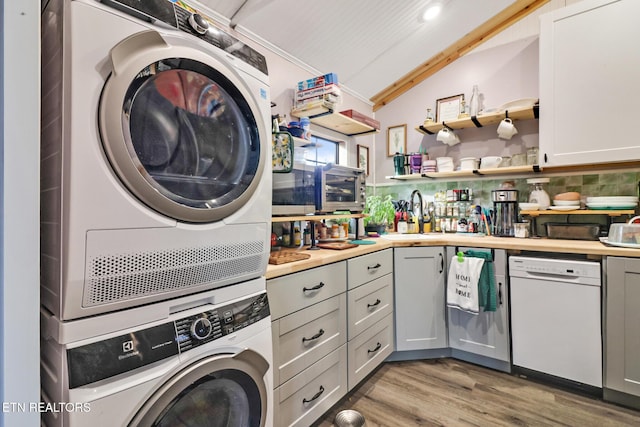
[497, 111, 518, 140]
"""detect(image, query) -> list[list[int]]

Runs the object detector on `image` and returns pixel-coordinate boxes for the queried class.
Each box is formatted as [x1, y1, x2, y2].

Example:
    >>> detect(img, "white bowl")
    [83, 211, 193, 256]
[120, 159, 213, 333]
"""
[519, 203, 540, 211]
[480, 156, 502, 169]
[459, 157, 478, 170]
[553, 199, 580, 206]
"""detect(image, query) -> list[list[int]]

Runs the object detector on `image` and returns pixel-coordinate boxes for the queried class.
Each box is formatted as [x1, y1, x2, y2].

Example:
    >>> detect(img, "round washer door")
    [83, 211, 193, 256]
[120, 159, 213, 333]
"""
[130, 349, 269, 427]
[100, 31, 268, 223]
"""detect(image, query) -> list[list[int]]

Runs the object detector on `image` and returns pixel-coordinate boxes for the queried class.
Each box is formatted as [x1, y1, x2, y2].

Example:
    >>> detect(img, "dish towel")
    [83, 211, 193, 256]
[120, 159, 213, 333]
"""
[465, 250, 497, 312]
[447, 255, 485, 315]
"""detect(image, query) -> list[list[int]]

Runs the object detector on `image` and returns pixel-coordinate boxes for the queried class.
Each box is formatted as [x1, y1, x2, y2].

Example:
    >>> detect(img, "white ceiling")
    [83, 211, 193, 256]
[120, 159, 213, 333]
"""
[196, 0, 517, 102]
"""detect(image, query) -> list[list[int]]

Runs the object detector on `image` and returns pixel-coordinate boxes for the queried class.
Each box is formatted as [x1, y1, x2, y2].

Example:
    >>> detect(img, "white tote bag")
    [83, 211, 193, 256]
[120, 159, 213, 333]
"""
[446, 255, 485, 315]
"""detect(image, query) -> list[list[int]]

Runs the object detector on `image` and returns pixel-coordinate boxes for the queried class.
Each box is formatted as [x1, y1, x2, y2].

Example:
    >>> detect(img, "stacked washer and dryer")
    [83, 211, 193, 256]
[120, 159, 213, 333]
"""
[40, 0, 273, 425]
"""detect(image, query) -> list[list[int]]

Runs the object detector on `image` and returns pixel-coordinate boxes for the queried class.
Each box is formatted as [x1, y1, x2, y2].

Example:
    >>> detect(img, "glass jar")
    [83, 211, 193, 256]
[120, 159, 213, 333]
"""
[527, 147, 539, 165]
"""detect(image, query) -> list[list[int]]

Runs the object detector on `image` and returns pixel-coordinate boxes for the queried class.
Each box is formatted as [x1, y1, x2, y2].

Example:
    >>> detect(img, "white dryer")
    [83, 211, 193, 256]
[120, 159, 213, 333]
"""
[41, 0, 272, 320]
[40, 277, 273, 427]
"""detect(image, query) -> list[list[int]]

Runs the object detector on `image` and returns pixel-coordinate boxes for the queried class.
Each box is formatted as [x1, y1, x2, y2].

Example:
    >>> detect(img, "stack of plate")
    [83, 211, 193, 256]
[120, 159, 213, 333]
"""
[586, 196, 638, 210]
[549, 199, 580, 211]
[421, 159, 437, 173]
[436, 157, 454, 172]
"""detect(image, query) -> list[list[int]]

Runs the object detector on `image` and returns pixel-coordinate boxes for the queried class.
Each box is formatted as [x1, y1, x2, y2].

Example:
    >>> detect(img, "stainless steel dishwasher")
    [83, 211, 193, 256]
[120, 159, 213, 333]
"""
[509, 256, 602, 389]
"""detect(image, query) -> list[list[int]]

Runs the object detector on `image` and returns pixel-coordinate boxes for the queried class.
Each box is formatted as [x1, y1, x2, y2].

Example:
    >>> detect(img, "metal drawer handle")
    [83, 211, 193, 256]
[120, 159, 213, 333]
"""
[302, 329, 325, 343]
[367, 263, 381, 270]
[367, 299, 381, 309]
[498, 282, 503, 306]
[302, 385, 325, 404]
[303, 282, 325, 292]
[368, 342, 382, 354]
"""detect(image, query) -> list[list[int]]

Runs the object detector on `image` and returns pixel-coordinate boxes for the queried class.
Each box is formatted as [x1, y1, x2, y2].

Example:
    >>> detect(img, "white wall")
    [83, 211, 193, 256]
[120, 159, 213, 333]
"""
[373, 36, 540, 185]
[1, 1, 41, 426]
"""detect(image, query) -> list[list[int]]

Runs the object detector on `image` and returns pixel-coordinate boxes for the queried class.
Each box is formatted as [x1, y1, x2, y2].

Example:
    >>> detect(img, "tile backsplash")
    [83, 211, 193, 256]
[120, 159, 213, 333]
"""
[371, 170, 640, 207]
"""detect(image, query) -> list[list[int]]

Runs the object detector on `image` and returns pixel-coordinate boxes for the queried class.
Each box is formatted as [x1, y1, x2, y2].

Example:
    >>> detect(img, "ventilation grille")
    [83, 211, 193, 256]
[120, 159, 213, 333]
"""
[84, 241, 266, 306]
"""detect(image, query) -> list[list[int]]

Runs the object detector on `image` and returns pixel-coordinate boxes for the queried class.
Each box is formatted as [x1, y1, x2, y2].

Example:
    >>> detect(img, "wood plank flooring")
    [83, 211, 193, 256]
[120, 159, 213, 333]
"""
[313, 358, 640, 427]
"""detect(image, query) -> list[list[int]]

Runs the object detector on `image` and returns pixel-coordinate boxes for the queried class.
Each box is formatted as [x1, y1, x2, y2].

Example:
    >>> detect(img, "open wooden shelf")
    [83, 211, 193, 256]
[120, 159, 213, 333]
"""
[272, 213, 366, 223]
[291, 104, 379, 136]
[416, 104, 539, 135]
[386, 165, 541, 180]
[521, 209, 635, 217]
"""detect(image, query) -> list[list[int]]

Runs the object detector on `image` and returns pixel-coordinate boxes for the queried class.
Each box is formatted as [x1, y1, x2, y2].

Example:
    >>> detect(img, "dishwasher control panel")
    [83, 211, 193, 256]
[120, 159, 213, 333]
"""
[509, 256, 601, 282]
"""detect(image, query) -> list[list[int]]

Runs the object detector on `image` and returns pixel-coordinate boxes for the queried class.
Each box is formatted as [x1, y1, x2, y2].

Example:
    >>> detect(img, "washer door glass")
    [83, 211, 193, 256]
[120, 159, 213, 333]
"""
[124, 59, 260, 213]
[154, 370, 261, 427]
[130, 351, 268, 427]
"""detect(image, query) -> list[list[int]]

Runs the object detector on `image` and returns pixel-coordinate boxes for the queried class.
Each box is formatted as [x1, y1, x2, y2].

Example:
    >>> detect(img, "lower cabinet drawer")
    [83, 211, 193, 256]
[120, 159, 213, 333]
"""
[272, 293, 347, 386]
[268, 262, 347, 320]
[274, 344, 348, 427]
[347, 274, 393, 340]
[347, 313, 394, 391]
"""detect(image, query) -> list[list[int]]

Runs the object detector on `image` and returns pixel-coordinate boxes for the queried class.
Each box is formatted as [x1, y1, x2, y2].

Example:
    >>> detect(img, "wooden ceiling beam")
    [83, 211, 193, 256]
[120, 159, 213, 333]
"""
[371, 0, 550, 111]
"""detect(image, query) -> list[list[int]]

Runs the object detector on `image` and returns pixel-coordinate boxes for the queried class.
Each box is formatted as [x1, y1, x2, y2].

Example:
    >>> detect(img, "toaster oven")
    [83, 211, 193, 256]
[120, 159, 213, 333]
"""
[314, 164, 366, 213]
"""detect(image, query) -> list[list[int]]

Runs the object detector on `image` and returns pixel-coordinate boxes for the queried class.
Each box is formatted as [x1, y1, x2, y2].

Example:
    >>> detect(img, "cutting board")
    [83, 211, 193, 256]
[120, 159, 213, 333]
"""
[269, 251, 311, 265]
[316, 242, 358, 250]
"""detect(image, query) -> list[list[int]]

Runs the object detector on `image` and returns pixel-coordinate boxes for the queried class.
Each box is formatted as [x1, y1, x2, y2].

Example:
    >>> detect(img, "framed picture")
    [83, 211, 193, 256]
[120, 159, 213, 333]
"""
[436, 94, 464, 123]
[357, 144, 369, 176]
[387, 124, 407, 157]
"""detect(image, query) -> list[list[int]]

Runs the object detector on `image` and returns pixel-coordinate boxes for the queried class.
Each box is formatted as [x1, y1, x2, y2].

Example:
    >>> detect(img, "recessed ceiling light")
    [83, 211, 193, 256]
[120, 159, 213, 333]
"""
[422, 2, 442, 21]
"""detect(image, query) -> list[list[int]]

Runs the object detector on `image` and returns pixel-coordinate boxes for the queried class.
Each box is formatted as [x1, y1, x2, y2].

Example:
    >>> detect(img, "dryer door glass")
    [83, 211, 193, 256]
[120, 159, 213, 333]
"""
[123, 59, 261, 213]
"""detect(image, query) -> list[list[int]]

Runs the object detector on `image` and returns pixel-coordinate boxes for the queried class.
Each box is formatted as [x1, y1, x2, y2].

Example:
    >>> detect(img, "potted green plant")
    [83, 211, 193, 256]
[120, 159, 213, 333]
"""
[363, 195, 395, 234]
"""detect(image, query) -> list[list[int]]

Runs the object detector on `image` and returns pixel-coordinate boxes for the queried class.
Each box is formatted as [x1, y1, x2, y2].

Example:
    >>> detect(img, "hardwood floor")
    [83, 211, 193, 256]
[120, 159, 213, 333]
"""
[313, 358, 640, 427]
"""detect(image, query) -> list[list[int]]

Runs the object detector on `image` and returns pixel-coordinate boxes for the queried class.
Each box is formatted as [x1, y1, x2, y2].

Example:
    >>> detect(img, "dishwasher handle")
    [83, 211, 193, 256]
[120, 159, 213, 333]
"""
[511, 270, 601, 286]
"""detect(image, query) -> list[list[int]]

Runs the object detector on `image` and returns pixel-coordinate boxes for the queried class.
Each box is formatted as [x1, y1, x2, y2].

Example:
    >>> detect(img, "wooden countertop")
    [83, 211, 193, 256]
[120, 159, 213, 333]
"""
[266, 234, 640, 279]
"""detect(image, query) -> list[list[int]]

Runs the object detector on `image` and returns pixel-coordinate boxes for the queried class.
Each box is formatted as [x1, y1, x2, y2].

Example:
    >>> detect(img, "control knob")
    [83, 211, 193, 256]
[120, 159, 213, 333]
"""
[190, 317, 212, 340]
[188, 13, 209, 35]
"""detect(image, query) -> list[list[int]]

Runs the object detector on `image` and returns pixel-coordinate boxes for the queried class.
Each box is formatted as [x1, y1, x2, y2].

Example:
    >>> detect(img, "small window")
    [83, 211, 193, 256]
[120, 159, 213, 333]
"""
[309, 135, 339, 165]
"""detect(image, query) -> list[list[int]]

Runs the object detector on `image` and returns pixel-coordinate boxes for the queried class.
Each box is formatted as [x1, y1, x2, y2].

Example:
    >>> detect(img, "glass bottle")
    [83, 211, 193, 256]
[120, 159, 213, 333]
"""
[469, 85, 480, 117]
[425, 108, 434, 123]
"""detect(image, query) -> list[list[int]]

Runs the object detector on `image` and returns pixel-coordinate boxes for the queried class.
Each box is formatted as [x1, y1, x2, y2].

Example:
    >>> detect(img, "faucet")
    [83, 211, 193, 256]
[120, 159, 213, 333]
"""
[410, 189, 424, 234]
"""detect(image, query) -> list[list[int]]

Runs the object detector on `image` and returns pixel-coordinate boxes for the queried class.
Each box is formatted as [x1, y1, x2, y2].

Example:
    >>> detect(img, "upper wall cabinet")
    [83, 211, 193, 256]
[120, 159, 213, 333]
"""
[539, 0, 640, 166]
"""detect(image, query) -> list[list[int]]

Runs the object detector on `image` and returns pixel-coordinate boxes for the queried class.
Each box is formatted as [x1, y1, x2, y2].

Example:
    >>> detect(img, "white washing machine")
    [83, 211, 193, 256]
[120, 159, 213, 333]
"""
[40, 277, 273, 427]
[41, 0, 273, 321]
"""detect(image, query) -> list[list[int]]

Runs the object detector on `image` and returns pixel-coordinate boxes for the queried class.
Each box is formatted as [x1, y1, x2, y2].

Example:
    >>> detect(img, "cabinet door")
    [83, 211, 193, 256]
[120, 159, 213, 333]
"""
[447, 248, 510, 362]
[394, 247, 447, 351]
[605, 257, 640, 397]
[539, 0, 640, 166]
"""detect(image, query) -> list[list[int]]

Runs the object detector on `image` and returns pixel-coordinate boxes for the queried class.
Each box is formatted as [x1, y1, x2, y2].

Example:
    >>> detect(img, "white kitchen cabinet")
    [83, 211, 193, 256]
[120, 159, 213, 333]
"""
[539, 0, 640, 166]
[604, 256, 640, 409]
[268, 262, 348, 427]
[274, 345, 348, 427]
[346, 249, 394, 390]
[394, 247, 447, 351]
[447, 248, 510, 369]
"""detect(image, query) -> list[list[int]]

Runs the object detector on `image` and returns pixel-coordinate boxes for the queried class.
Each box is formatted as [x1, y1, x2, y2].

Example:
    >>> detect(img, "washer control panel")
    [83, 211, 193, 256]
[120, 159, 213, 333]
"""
[66, 292, 270, 388]
[175, 292, 270, 352]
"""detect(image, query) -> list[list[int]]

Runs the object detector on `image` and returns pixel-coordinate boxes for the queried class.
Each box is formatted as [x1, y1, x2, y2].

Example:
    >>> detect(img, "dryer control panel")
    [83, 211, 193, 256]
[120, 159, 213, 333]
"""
[100, 0, 268, 75]
[66, 292, 270, 388]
